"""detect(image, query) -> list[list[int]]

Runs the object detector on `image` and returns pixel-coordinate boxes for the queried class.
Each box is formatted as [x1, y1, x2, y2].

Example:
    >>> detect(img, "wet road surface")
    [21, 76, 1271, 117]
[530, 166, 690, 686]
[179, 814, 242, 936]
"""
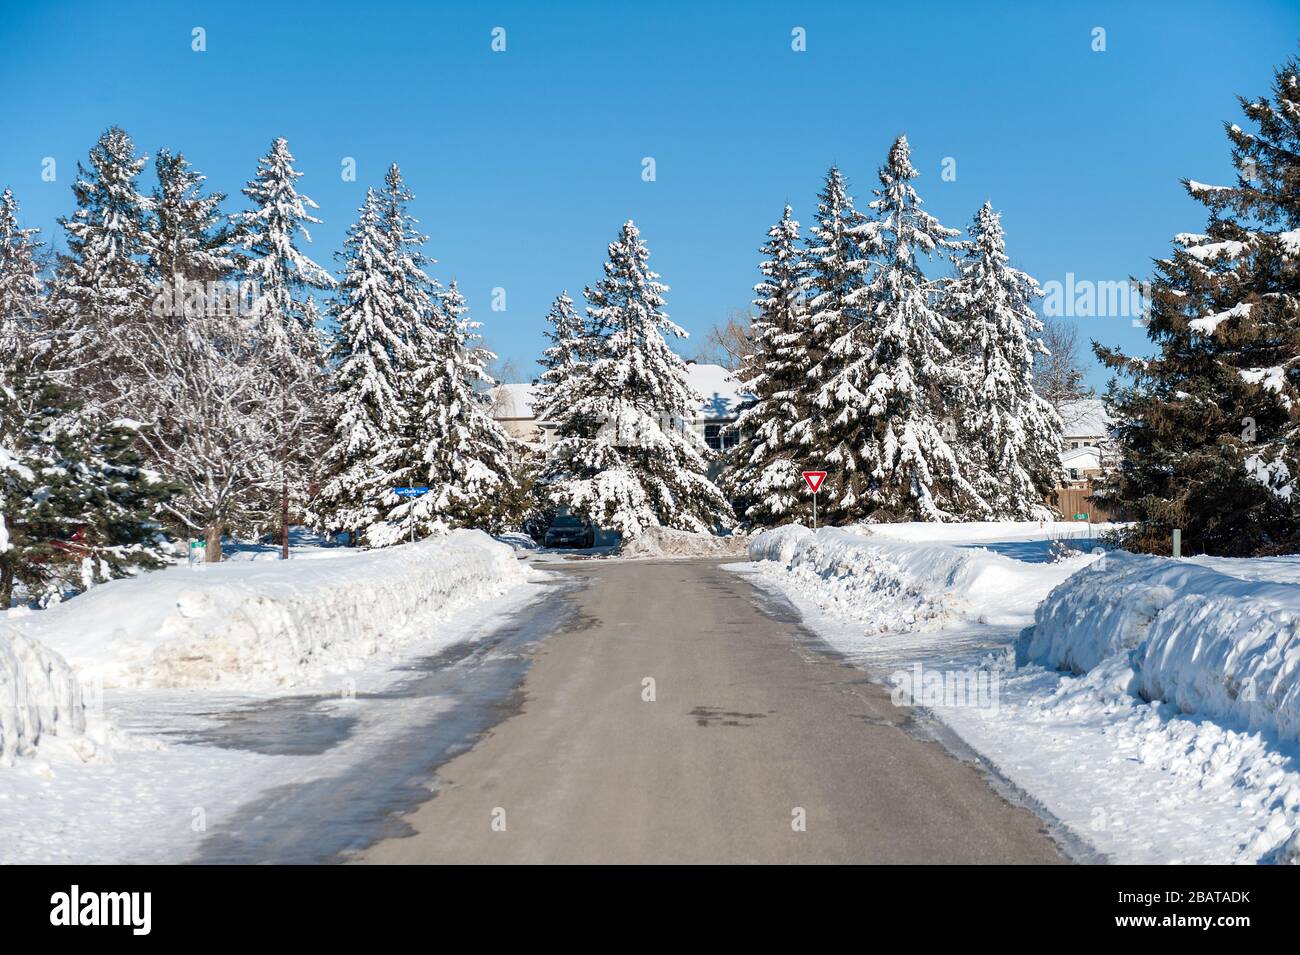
[356, 559, 1066, 864]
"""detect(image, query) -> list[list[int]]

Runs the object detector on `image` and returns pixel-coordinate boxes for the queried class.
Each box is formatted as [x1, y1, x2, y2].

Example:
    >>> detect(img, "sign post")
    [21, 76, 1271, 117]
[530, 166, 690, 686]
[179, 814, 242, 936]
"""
[801, 470, 827, 530]
[392, 487, 430, 544]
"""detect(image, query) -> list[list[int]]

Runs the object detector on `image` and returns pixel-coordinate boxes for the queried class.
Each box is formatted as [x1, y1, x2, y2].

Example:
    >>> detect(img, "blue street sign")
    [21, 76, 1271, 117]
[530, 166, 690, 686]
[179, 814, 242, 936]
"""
[393, 487, 429, 498]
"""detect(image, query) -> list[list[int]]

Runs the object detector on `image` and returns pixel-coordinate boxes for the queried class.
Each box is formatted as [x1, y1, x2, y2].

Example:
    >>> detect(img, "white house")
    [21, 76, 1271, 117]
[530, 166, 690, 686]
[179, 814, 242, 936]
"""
[1056, 397, 1116, 484]
[490, 361, 751, 454]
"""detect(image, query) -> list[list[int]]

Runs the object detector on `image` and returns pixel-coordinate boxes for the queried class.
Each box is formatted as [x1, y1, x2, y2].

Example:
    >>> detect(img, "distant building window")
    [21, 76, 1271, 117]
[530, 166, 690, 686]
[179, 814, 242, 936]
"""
[1068, 468, 1080, 481]
[704, 423, 737, 452]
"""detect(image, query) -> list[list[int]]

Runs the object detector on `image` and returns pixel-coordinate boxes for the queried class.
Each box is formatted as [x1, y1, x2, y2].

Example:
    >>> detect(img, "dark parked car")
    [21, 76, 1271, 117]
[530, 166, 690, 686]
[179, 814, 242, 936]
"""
[543, 514, 595, 549]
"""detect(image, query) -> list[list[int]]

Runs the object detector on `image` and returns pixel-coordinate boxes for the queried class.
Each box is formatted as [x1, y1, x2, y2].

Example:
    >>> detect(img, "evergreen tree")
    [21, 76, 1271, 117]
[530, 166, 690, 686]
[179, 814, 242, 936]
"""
[544, 220, 732, 537]
[0, 363, 177, 606]
[0, 364, 50, 607]
[1095, 56, 1300, 556]
[724, 205, 814, 526]
[49, 127, 153, 409]
[372, 281, 520, 542]
[236, 137, 336, 542]
[795, 166, 873, 519]
[61, 412, 181, 588]
[376, 162, 438, 382]
[532, 290, 585, 422]
[825, 135, 984, 521]
[317, 187, 415, 540]
[0, 188, 46, 606]
[950, 202, 1063, 519]
[0, 188, 44, 359]
[147, 149, 235, 291]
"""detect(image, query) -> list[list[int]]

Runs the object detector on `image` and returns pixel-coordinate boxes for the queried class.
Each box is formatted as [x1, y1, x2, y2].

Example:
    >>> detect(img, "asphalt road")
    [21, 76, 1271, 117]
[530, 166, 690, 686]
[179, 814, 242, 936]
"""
[359, 558, 1065, 864]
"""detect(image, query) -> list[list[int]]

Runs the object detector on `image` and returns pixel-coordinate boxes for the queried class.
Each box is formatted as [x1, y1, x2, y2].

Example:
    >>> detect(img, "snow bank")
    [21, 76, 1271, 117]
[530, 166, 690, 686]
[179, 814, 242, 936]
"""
[621, 526, 748, 560]
[493, 532, 540, 552]
[748, 524, 1094, 631]
[6, 530, 530, 690]
[1026, 551, 1300, 742]
[860, 519, 1122, 545]
[0, 631, 87, 765]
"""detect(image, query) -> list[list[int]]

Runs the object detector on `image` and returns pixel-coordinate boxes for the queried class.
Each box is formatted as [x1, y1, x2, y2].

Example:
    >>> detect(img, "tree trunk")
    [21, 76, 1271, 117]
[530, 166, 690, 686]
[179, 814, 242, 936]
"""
[205, 524, 223, 563]
[0, 563, 14, 611]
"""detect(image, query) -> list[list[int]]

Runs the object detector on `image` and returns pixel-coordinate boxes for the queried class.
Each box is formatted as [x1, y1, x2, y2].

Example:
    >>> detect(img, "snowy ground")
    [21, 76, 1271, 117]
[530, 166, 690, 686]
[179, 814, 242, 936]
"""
[738, 522, 1300, 864]
[0, 531, 546, 863]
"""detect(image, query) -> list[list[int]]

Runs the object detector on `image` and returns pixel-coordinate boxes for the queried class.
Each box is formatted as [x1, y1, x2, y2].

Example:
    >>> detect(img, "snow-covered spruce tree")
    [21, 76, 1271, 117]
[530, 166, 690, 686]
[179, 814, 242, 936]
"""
[949, 202, 1062, 519]
[130, 149, 275, 561]
[0, 188, 44, 359]
[236, 137, 336, 542]
[819, 136, 986, 522]
[3, 163, 176, 597]
[0, 361, 178, 606]
[376, 162, 439, 375]
[316, 187, 415, 542]
[1094, 56, 1300, 556]
[147, 148, 235, 290]
[48, 127, 153, 409]
[0, 364, 45, 607]
[723, 205, 814, 526]
[544, 220, 731, 537]
[794, 166, 873, 520]
[371, 281, 521, 542]
[0, 189, 46, 605]
[532, 290, 586, 422]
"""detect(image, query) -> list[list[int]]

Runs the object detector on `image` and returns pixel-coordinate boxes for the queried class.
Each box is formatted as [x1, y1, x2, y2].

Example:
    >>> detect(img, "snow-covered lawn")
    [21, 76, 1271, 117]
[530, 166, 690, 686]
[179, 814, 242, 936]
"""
[739, 522, 1300, 864]
[0, 530, 541, 863]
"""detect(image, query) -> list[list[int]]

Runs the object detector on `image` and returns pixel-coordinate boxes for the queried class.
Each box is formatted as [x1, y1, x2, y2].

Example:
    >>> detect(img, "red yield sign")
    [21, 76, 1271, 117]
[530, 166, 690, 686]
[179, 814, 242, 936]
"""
[802, 470, 827, 493]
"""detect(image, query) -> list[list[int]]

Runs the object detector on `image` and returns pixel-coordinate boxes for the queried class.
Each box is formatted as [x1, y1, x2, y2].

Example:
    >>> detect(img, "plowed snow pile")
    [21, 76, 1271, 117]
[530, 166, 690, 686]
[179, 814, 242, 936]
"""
[1027, 551, 1300, 743]
[0, 631, 91, 766]
[621, 526, 748, 559]
[3, 530, 530, 691]
[748, 524, 1092, 631]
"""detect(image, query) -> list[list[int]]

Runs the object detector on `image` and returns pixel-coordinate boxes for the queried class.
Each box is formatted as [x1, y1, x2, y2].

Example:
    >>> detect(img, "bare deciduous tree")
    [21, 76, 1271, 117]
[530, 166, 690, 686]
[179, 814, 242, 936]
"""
[695, 308, 755, 370]
[1033, 317, 1092, 410]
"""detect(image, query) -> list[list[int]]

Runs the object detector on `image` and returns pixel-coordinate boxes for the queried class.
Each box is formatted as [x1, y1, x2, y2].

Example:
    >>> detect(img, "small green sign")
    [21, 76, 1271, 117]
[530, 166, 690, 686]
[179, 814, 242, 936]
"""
[1073, 513, 1089, 521]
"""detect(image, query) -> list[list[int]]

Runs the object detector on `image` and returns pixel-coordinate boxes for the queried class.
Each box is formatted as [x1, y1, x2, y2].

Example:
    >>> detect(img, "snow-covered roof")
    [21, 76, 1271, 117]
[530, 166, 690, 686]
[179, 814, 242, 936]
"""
[1061, 445, 1101, 468]
[488, 362, 750, 423]
[1058, 398, 1112, 439]
[685, 362, 750, 420]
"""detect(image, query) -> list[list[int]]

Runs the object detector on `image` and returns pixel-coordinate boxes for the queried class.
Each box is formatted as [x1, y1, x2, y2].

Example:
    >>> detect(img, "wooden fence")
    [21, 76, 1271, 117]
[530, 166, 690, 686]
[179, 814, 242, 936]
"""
[1050, 486, 1115, 523]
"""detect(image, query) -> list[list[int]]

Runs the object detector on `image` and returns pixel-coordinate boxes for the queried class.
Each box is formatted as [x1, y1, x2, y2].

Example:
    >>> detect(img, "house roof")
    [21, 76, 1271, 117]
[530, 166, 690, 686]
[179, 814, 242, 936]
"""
[685, 361, 749, 420]
[1058, 398, 1112, 439]
[1061, 445, 1101, 467]
[489, 362, 750, 422]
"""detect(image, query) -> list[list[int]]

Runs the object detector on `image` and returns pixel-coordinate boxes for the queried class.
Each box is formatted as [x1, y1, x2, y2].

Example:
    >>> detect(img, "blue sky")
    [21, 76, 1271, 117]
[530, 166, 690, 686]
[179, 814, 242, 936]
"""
[1, 0, 1297, 387]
